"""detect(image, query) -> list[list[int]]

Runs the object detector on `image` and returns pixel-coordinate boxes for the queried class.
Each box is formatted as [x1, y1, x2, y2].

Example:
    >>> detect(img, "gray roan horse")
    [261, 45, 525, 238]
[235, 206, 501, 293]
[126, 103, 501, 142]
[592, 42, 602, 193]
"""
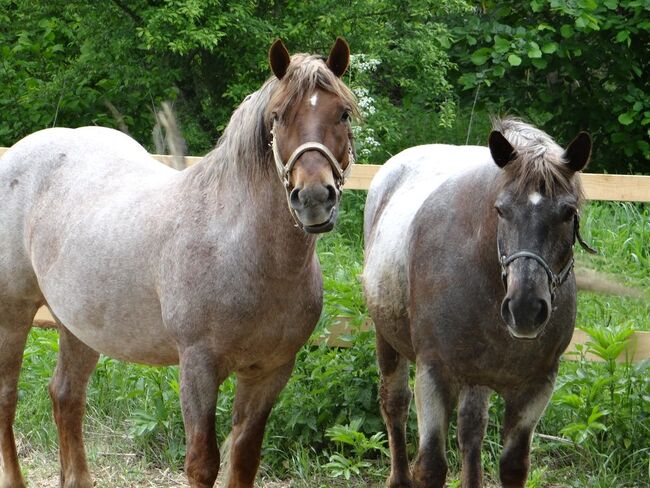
[363, 119, 594, 488]
[0, 38, 358, 488]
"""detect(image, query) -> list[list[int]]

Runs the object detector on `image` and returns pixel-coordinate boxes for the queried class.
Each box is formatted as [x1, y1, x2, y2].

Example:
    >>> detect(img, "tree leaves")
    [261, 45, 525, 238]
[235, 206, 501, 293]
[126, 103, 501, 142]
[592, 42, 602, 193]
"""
[507, 53, 522, 66]
[449, 0, 650, 172]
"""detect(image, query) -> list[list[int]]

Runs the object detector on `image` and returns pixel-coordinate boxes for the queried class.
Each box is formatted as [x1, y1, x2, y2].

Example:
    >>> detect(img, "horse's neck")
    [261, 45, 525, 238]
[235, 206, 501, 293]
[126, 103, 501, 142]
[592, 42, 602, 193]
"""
[181, 159, 318, 274]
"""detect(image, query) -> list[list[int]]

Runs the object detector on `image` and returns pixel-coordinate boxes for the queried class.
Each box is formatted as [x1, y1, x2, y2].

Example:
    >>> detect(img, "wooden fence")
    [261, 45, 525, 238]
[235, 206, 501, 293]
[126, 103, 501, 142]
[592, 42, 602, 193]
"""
[1, 147, 648, 362]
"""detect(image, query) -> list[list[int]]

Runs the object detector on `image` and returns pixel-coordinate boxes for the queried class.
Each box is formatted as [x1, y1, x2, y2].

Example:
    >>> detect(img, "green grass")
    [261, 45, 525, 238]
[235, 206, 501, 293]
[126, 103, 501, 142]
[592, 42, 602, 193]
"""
[13, 200, 649, 487]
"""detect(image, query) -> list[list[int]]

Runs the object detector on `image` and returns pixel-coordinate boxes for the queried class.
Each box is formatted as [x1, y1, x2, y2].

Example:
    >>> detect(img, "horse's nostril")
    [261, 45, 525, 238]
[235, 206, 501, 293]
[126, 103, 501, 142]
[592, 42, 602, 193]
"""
[293, 185, 331, 208]
[535, 299, 549, 327]
[500, 298, 514, 326]
[326, 184, 337, 204]
[289, 187, 302, 209]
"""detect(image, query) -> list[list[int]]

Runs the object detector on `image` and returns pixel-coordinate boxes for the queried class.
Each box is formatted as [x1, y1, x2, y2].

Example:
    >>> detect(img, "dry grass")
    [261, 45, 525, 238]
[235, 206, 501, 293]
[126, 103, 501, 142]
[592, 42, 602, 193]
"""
[17, 434, 295, 488]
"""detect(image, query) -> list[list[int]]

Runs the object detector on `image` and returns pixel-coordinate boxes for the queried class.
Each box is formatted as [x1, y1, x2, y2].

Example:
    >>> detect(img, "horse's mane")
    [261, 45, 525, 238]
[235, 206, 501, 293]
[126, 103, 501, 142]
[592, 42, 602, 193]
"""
[199, 54, 358, 186]
[494, 117, 584, 202]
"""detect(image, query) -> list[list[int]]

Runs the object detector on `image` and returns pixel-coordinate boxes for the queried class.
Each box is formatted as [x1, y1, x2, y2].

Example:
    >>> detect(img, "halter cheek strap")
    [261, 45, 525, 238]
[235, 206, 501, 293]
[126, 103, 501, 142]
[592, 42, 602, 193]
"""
[499, 249, 574, 303]
[270, 120, 355, 228]
[498, 213, 597, 302]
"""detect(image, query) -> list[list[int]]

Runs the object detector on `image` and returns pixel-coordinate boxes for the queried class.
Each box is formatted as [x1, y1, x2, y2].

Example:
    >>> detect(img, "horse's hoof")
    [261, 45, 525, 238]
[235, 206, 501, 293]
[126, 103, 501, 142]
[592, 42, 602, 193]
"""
[386, 476, 412, 488]
[61, 473, 94, 488]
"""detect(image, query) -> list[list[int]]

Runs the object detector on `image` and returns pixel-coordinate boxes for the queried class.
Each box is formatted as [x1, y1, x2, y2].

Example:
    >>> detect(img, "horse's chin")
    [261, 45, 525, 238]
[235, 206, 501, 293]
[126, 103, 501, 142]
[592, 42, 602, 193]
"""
[304, 220, 335, 234]
[505, 322, 548, 341]
[302, 207, 338, 234]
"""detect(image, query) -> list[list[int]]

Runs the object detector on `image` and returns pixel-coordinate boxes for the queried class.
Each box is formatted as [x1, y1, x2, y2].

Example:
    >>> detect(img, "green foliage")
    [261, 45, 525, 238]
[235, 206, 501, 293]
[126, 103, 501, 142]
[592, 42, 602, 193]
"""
[542, 326, 649, 485]
[323, 418, 388, 479]
[0, 1, 181, 147]
[0, 0, 470, 159]
[3, 1, 646, 173]
[450, 0, 650, 172]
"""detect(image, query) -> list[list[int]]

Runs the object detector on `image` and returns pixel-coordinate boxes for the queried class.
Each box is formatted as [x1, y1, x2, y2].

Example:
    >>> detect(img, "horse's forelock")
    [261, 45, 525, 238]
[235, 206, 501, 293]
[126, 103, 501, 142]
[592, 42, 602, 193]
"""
[268, 54, 360, 123]
[494, 118, 584, 202]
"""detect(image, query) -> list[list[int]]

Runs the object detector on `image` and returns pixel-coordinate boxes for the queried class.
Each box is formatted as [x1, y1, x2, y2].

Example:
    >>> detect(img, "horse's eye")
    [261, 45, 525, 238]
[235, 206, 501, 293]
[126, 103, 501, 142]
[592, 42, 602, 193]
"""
[495, 205, 504, 217]
[561, 205, 576, 222]
[341, 111, 350, 122]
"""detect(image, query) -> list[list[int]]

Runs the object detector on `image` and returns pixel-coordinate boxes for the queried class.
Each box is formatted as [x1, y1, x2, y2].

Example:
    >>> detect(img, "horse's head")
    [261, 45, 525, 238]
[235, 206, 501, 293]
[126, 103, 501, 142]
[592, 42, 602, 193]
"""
[266, 38, 358, 233]
[489, 121, 594, 339]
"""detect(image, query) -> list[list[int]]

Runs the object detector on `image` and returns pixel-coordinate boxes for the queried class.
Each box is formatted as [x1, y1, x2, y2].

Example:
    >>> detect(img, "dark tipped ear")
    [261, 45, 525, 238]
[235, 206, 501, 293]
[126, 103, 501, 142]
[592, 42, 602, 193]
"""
[488, 131, 516, 168]
[326, 37, 350, 77]
[269, 39, 291, 80]
[564, 132, 591, 172]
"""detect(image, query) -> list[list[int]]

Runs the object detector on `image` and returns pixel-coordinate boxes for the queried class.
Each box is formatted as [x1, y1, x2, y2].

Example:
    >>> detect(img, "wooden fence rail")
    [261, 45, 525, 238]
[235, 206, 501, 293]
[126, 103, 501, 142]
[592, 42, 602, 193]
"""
[1, 147, 649, 200]
[155, 154, 650, 201]
[2, 146, 648, 362]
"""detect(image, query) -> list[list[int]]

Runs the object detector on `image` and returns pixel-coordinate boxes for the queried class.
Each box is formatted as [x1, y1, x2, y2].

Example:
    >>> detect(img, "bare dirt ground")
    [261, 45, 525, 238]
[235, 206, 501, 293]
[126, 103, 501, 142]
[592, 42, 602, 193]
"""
[22, 452, 294, 488]
[17, 435, 297, 488]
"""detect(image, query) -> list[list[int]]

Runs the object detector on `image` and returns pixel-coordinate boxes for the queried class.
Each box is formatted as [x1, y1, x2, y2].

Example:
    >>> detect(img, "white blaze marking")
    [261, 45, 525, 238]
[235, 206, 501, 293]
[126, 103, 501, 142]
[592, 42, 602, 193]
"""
[309, 93, 318, 107]
[529, 192, 543, 205]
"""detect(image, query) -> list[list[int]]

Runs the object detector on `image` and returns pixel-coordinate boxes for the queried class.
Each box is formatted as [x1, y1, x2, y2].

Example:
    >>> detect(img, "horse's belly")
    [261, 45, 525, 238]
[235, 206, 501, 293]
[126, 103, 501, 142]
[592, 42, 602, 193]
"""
[55, 306, 179, 366]
[42, 291, 179, 365]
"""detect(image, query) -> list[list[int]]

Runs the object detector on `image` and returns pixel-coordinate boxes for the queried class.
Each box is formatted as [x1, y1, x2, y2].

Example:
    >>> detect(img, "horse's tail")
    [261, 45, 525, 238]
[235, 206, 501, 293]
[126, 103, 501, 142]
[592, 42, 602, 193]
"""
[153, 101, 187, 170]
[576, 266, 645, 298]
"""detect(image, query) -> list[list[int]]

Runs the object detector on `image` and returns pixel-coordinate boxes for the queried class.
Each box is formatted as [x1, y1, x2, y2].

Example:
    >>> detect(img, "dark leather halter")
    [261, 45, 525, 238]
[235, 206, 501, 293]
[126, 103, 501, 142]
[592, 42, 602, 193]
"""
[498, 213, 597, 302]
[270, 120, 355, 229]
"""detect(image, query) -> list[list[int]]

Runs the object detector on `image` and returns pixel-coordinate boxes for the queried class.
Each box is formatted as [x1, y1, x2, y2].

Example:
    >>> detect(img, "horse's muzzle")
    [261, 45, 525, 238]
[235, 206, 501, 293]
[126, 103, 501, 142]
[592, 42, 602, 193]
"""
[290, 184, 339, 233]
[500, 295, 551, 340]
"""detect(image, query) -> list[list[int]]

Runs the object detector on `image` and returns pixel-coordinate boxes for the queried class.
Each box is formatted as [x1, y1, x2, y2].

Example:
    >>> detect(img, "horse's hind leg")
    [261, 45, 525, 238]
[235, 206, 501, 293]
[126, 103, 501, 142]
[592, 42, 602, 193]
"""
[457, 385, 491, 488]
[376, 331, 412, 487]
[499, 379, 554, 488]
[224, 360, 295, 488]
[49, 325, 99, 488]
[0, 302, 37, 488]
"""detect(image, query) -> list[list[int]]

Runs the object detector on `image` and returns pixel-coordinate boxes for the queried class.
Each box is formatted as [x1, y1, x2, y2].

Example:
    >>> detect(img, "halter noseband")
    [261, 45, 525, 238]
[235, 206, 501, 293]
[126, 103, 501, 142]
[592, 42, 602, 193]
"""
[498, 213, 597, 302]
[270, 120, 355, 228]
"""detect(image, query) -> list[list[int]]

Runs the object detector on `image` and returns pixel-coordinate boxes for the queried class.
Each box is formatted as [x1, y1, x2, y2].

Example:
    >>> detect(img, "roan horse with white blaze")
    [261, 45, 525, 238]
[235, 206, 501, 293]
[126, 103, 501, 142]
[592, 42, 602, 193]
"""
[363, 119, 594, 488]
[0, 38, 358, 488]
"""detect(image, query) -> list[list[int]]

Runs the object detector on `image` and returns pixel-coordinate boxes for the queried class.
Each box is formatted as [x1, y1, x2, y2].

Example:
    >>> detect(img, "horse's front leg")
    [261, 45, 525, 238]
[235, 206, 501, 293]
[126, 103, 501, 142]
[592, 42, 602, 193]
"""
[500, 378, 555, 488]
[49, 325, 99, 488]
[412, 361, 457, 488]
[224, 360, 295, 488]
[179, 346, 228, 488]
[457, 385, 491, 488]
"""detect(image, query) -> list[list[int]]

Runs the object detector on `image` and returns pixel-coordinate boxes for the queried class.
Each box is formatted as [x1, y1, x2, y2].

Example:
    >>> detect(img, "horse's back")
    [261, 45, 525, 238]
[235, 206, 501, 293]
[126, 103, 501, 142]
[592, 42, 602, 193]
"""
[363, 144, 491, 350]
[0, 127, 173, 286]
[1, 126, 171, 184]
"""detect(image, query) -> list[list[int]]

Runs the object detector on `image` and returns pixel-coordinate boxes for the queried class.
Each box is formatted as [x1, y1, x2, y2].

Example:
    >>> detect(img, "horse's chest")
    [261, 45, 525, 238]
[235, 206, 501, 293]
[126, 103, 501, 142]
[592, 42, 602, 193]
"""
[439, 330, 564, 388]
[163, 264, 323, 367]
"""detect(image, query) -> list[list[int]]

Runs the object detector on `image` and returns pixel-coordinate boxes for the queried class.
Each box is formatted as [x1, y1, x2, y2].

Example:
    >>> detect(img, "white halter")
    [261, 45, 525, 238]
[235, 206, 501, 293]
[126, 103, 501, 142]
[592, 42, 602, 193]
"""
[270, 120, 355, 228]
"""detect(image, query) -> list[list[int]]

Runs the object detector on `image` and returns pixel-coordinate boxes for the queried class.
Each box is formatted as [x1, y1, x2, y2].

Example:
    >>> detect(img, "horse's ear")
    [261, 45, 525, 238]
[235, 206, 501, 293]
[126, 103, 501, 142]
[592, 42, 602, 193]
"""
[488, 131, 516, 168]
[563, 132, 591, 172]
[269, 39, 291, 80]
[326, 37, 350, 78]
